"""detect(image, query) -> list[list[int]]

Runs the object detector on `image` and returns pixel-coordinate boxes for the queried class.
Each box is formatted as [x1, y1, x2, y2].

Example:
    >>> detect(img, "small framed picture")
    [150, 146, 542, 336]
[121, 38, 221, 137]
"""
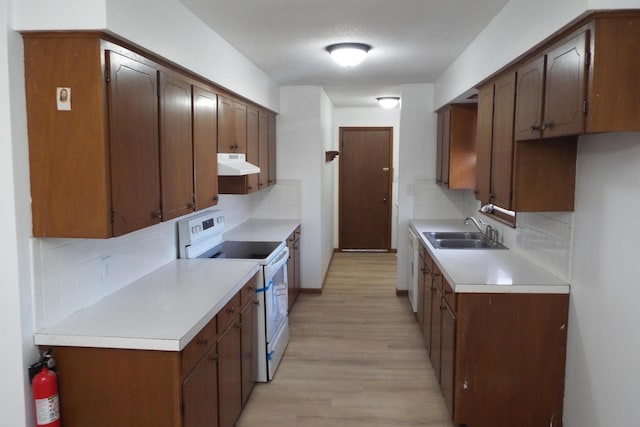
[56, 87, 71, 111]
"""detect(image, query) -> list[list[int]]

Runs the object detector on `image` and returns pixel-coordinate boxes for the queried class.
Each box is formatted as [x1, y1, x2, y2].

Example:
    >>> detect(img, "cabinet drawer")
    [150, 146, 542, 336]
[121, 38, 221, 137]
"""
[443, 278, 456, 311]
[218, 293, 240, 332]
[182, 317, 216, 376]
[240, 275, 258, 308]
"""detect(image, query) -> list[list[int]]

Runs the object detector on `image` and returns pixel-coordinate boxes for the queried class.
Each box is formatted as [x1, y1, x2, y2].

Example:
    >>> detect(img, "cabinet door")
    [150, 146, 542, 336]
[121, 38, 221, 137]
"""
[542, 30, 588, 138]
[183, 346, 218, 427]
[107, 50, 161, 236]
[217, 321, 242, 427]
[193, 85, 219, 210]
[294, 229, 301, 299]
[440, 292, 456, 417]
[240, 298, 257, 406]
[421, 250, 434, 355]
[490, 72, 516, 210]
[159, 71, 194, 221]
[514, 56, 545, 141]
[246, 107, 259, 193]
[475, 84, 494, 205]
[218, 95, 235, 152]
[234, 102, 248, 153]
[437, 108, 451, 187]
[258, 110, 269, 190]
[435, 110, 445, 185]
[268, 113, 277, 186]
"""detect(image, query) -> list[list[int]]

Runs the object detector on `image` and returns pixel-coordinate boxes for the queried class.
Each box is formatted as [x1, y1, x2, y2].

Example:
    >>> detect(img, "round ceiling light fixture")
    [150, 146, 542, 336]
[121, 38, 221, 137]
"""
[326, 43, 371, 67]
[376, 97, 401, 108]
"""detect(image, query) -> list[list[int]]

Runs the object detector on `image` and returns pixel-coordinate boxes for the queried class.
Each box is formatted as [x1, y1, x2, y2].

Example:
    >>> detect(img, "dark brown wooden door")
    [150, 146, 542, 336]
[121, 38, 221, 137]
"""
[515, 55, 546, 141]
[490, 72, 516, 210]
[246, 107, 259, 193]
[182, 346, 218, 427]
[159, 71, 194, 221]
[475, 83, 494, 205]
[258, 110, 269, 189]
[543, 30, 588, 138]
[192, 84, 219, 210]
[268, 113, 277, 186]
[217, 321, 242, 427]
[106, 50, 161, 236]
[339, 127, 392, 250]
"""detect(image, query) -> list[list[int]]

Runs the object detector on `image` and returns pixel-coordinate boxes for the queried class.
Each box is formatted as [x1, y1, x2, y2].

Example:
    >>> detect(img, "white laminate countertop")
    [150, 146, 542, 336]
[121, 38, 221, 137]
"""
[34, 260, 259, 351]
[410, 219, 569, 294]
[223, 218, 301, 242]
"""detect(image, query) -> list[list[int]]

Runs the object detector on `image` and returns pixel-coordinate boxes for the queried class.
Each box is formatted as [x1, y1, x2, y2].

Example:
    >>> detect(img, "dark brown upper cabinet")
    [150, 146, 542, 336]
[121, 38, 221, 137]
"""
[436, 104, 477, 190]
[218, 95, 248, 154]
[159, 70, 195, 221]
[192, 84, 219, 210]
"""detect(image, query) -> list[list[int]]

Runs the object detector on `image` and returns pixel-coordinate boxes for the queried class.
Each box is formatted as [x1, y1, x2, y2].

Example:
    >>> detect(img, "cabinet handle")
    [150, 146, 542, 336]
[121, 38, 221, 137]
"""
[197, 338, 208, 345]
[529, 124, 541, 132]
[213, 196, 219, 201]
[208, 354, 219, 362]
[228, 307, 236, 314]
[541, 122, 554, 130]
[152, 210, 162, 220]
[268, 180, 274, 184]
[253, 301, 260, 305]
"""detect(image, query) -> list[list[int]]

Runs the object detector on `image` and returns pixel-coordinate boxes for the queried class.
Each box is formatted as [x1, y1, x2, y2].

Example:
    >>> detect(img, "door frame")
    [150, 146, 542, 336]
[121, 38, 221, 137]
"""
[338, 126, 393, 251]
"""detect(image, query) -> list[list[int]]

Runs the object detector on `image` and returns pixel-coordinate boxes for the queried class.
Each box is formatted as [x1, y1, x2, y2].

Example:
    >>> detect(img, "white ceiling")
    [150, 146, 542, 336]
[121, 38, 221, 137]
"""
[180, 0, 509, 107]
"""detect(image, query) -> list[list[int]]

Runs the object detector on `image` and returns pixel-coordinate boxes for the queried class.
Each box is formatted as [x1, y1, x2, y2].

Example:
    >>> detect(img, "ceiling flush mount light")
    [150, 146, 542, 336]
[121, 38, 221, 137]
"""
[376, 97, 400, 108]
[326, 43, 371, 67]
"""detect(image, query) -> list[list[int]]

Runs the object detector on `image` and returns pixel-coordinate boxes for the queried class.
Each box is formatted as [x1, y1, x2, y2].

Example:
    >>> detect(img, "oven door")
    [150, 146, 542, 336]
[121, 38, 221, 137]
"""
[264, 246, 289, 342]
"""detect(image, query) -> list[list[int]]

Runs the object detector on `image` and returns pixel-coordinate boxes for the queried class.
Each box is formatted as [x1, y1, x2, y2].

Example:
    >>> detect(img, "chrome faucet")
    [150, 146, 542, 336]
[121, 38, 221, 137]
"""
[465, 216, 500, 245]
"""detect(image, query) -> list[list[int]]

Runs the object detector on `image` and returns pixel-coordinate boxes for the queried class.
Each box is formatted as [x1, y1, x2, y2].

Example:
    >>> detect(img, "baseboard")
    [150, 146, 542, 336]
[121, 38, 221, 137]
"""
[298, 288, 323, 294]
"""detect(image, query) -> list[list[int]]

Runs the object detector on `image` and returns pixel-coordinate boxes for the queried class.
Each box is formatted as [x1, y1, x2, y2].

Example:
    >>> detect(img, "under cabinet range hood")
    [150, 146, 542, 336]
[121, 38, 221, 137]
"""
[217, 153, 260, 176]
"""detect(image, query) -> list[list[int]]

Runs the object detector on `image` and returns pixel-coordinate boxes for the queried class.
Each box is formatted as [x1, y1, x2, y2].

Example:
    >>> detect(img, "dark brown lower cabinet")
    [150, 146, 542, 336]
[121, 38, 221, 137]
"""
[419, 244, 569, 427]
[240, 292, 258, 406]
[44, 274, 258, 427]
[183, 345, 218, 427]
[287, 226, 301, 311]
[217, 318, 242, 427]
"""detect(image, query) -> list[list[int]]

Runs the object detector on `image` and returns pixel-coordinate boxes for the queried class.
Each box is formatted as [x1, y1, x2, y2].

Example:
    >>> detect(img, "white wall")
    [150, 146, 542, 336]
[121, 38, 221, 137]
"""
[320, 91, 335, 278]
[396, 84, 435, 292]
[1, 0, 35, 424]
[563, 132, 640, 426]
[332, 107, 401, 249]
[14, 0, 280, 111]
[278, 86, 333, 289]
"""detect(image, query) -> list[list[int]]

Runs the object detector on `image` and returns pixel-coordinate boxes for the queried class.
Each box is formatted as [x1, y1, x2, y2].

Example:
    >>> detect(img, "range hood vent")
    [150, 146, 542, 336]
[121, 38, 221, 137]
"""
[217, 153, 260, 176]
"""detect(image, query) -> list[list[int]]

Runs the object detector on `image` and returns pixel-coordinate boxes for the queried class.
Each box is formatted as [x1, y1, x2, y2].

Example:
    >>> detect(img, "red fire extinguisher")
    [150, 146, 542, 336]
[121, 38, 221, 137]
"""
[32, 367, 61, 427]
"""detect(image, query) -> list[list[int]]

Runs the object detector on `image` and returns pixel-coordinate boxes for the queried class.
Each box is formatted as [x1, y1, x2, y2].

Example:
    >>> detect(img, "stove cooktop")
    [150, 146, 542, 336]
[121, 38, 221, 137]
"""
[197, 240, 283, 261]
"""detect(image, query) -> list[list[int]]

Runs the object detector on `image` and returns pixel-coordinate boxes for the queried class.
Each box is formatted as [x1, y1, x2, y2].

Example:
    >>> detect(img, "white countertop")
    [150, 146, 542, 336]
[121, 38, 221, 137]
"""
[223, 218, 300, 242]
[410, 219, 569, 294]
[34, 260, 259, 351]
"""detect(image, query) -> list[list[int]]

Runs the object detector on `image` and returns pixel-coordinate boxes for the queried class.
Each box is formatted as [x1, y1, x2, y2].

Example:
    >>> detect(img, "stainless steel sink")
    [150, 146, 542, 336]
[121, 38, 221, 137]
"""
[423, 231, 507, 250]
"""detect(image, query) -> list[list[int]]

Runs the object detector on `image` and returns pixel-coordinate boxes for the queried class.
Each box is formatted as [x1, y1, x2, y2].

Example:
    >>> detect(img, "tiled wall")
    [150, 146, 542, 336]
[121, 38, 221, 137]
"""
[462, 198, 573, 282]
[33, 181, 302, 330]
[250, 180, 302, 220]
[413, 178, 573, 282]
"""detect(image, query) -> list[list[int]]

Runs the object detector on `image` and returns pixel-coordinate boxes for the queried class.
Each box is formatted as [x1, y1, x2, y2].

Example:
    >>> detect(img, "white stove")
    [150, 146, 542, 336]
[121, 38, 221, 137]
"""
[177, 210, 289, 382]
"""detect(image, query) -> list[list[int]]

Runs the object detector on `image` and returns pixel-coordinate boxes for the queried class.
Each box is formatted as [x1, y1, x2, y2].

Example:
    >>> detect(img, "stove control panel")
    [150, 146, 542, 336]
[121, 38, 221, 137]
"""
[177, 210, 226, 249]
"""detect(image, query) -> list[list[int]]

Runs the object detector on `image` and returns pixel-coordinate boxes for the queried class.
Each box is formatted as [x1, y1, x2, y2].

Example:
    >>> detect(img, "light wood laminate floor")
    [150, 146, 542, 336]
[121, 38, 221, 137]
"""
[237, 252, 454, 427]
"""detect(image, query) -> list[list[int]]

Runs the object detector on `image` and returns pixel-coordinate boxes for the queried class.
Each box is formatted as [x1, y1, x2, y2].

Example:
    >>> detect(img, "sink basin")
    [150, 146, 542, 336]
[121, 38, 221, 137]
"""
[423, 231, 507, 250]
[427, 231, 484, 240]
